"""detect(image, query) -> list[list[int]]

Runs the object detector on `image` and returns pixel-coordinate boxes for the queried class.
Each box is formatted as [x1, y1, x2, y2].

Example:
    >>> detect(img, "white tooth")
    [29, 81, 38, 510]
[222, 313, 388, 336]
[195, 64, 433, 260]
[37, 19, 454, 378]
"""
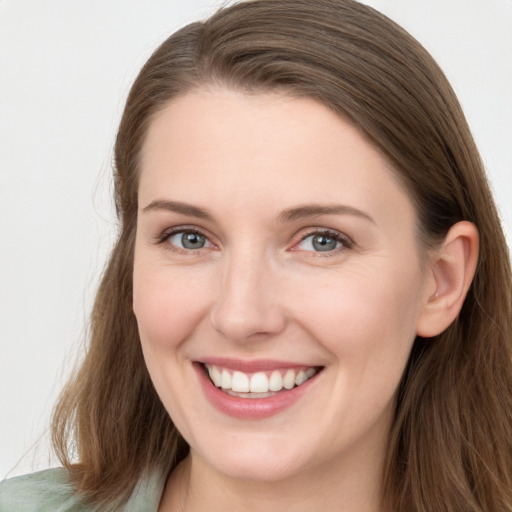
[209, 365, 221, 387]
[295, 370, 305, 386]
[250, 372, 269, 393]
[269, 370, 283, 391]
[283, 369, 296, 390]
[305, 368, 316, 379]
[231, 371, 250, 392]
[221, 369, 232, 389]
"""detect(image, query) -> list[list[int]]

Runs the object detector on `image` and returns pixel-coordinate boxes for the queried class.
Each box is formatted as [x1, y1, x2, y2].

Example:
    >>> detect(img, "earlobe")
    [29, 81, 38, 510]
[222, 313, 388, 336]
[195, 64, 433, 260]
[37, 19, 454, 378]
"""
[416, 221, 479, 338]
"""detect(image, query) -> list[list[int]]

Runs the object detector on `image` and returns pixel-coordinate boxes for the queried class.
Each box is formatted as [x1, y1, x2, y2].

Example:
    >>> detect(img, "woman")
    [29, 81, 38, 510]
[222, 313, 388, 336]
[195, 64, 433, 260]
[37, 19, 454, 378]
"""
[1, 0, 511, 511]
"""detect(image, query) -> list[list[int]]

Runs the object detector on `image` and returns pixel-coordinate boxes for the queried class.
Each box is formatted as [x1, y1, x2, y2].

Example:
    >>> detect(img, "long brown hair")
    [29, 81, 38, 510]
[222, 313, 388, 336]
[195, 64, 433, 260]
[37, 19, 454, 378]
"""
[51, 1, 512, 509]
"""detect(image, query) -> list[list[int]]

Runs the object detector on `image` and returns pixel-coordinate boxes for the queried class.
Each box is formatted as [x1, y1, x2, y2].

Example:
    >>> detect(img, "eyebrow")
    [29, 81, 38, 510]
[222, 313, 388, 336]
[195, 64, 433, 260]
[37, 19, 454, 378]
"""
[142, 200, 213, 220]
[278, 204, 375, 224]
[142, 199, 374, 224]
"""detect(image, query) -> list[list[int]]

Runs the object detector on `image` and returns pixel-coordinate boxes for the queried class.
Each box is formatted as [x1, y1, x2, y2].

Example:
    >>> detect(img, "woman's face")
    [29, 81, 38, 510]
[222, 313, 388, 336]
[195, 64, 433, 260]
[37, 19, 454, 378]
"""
[133, 90, 435, 483]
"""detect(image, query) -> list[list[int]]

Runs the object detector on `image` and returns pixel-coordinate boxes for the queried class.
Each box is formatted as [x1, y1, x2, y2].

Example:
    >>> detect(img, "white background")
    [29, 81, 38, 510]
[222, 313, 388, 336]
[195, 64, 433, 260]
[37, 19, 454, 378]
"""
[1, 0, 511, 478]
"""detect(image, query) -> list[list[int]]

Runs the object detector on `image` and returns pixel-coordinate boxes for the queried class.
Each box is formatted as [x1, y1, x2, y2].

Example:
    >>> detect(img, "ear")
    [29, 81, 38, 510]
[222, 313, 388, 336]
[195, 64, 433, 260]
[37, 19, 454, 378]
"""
[416, 221, 479, 338]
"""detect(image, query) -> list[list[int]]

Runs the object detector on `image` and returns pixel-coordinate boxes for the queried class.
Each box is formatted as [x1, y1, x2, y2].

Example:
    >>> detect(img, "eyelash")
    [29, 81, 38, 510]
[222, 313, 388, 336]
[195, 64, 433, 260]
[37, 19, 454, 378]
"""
[295, 229, 353, 255]
[156, 227, 214, 255]
[156, 226, 353, 256]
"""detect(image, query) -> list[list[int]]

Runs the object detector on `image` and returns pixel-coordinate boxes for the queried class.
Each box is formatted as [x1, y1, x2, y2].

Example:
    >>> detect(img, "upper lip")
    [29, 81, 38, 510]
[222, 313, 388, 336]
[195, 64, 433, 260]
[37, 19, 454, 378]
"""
[198, 357, 320, 373]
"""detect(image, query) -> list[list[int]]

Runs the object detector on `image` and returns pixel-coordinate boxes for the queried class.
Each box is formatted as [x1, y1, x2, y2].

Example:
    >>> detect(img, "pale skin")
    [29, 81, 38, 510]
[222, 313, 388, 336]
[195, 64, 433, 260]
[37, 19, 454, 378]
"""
[132, 89, 479, 512]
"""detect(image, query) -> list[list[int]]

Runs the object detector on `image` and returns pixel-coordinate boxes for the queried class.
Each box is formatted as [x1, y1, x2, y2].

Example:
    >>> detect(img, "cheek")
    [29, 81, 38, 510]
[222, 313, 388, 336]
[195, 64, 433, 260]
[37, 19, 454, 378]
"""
[301, 270, 423, 427]
[297, 267, 421, 345]
[132, 262, 212, 352]
[132, 262, 214, 437]
[293, 261, 425, 395]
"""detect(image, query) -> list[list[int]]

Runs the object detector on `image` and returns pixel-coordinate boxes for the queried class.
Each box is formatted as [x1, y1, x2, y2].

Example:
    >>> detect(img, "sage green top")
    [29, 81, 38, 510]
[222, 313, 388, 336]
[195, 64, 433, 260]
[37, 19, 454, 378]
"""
[0, 468, 165, 512]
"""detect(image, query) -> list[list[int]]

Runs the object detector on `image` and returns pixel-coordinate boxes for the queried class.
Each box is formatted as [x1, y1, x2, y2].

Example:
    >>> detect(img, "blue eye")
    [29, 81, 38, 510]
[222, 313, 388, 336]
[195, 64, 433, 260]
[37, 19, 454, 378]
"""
[167, 231, 212, 250]
[298, 232, 347, 252]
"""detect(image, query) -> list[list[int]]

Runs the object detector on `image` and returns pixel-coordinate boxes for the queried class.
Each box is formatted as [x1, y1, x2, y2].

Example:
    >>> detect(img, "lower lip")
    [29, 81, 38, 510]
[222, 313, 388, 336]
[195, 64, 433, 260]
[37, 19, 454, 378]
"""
[194, 363, 320, 420]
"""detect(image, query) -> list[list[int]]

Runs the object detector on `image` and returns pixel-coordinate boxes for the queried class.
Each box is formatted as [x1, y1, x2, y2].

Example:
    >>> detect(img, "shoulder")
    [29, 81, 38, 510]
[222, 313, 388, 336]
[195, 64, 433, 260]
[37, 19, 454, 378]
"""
[0, 467, 166, 512]
[0, 468, 90, 512]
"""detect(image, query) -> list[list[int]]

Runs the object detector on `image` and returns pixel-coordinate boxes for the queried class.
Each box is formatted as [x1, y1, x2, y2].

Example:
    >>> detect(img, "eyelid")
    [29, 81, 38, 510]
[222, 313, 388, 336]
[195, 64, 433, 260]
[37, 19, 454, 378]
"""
[155, 225, 217, 253]
[290, 227, 354, 253]
[153, 225, 353, 255]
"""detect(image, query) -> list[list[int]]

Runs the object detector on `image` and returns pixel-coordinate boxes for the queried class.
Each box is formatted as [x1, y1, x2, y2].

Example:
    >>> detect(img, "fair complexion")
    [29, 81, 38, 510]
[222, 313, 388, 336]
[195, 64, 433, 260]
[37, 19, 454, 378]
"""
[133, 89, 478, 512]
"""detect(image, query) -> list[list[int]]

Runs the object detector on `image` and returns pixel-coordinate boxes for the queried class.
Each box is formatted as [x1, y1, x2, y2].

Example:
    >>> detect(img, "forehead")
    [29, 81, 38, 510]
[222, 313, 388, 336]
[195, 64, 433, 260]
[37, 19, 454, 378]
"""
[138, 89, 416, 230]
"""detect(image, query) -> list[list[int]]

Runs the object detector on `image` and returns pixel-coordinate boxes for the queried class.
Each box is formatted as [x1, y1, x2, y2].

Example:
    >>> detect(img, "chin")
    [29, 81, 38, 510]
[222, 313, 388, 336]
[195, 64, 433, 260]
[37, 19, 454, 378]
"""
[192, 432, 314, 483]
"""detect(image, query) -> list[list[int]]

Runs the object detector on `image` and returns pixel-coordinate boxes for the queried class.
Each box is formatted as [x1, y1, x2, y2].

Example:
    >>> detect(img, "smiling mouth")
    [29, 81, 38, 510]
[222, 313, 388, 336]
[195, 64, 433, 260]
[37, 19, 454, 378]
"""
[201, 363, 322, 398]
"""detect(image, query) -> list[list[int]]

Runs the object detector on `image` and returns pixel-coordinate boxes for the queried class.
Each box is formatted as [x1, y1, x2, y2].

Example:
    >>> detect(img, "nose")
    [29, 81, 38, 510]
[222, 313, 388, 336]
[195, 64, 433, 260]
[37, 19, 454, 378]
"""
[209, 249, 287, 343]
